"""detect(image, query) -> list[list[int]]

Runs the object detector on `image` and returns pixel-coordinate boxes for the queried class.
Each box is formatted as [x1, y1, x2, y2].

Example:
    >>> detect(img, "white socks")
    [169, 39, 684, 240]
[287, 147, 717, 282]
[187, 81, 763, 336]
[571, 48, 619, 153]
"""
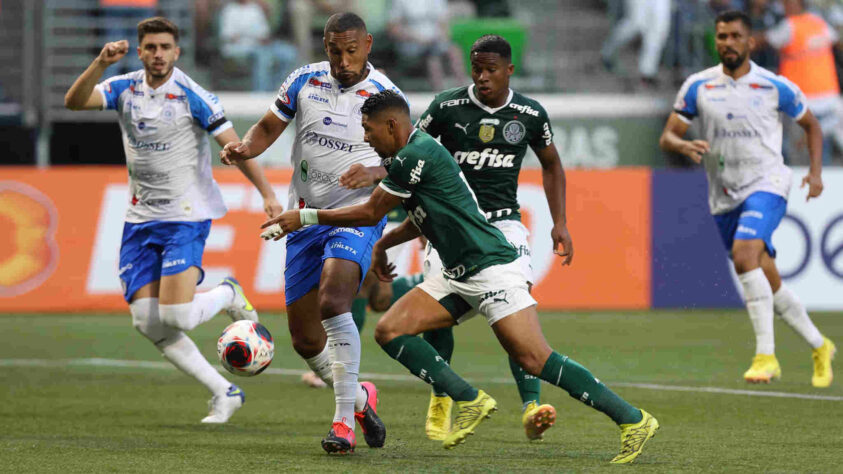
[322, 312, 361, 429]
[738, 268, 775, 355]
[304, 344, 368, 412]
[773, 284, 824, 349]
[129, 297, 230, 396]
[159, 285, 234, 331]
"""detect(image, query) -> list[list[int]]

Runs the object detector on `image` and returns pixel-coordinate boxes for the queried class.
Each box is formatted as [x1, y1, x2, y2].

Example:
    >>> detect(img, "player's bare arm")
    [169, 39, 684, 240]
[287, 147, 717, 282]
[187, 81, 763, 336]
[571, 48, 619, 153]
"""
[215, 128, 283, 217]
[220, 110, 289, 165]
[659, 112, 710, 163]
[534, 143, 573, 265]
[796, 109, 824, 200]
[339, 163, 388, 189]
[64, 40, 129, 110]
[261, 186, 402, 240]
[370, 217, 423, 282]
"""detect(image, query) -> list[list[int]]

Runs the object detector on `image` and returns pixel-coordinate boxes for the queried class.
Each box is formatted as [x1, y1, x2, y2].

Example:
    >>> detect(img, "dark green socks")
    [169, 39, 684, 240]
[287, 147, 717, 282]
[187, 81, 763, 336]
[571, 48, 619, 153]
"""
[540, 351, 642, 425]
[423, 326, 455, 397]
[382, 334, 477, 402]
[509, 356, 541, 408]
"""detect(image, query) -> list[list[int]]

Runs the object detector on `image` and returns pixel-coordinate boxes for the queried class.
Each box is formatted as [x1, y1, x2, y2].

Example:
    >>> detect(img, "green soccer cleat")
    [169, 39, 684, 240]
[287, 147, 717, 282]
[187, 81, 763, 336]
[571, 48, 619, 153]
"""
[442, 390, 497, 449]
[610, 409, 659, 464]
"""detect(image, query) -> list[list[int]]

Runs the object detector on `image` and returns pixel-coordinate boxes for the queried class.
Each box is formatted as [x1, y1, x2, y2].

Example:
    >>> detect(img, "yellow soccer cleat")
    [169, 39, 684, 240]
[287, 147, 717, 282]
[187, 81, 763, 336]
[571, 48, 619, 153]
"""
[425, 393, 452, 441]
[610, 409, 659, 464]
[442, 390, 497, 449]
[522, 401, 556, 442]
[812, 337, 836, 388]
[743, 354, 781, 384]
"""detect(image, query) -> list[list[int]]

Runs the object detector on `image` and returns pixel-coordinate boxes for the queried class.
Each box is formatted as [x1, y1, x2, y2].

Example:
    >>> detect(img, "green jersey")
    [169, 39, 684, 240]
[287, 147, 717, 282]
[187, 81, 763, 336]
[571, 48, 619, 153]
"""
[379, 130, 517, 280]
[416, 85, 554, 222]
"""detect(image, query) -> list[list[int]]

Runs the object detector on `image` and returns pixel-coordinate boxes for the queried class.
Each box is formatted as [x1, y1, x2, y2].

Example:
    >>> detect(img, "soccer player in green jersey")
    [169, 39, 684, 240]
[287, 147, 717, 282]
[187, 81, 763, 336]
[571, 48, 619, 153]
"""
[414, 34, 571, 442]
[262, 90, 659, 464]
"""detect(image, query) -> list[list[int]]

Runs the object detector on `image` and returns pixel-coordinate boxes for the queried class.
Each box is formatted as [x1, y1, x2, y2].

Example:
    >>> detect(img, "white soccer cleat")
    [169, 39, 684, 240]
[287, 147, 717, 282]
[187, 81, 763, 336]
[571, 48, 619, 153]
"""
[201, 385, 245, 424]
[221, 277, 258, 322]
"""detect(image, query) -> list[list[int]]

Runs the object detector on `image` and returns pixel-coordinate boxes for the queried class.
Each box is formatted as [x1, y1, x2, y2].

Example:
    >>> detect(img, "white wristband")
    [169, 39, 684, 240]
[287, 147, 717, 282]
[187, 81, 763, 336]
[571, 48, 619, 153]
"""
[300, 208, 319, 226]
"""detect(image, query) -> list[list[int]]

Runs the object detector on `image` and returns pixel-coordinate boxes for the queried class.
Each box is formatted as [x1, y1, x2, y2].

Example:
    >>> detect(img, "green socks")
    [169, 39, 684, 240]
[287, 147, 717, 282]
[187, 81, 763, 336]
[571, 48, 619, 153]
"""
[390, 273, 424, 306]
[509, 356, 541, 408]
[351, 297, 367, 332]
[540, 351, 642, 425]
[382, 334, 478, 402]
[423, 326, 455, 397]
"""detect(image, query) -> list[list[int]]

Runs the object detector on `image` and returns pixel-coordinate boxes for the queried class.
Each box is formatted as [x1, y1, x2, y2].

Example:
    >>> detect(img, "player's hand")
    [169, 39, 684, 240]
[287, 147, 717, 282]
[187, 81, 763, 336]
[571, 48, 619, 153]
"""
[552, 223, 574, 266]
[97, 40, 129, 66]
[680, 139, 710, 164]
[220, 141, 252, 165]
[339, 164, 381, 189]
[260, 210, 301, 241]
[801, 172, 823, 201]
[371, 243, 397, 282]
[263, 195, 283, 218]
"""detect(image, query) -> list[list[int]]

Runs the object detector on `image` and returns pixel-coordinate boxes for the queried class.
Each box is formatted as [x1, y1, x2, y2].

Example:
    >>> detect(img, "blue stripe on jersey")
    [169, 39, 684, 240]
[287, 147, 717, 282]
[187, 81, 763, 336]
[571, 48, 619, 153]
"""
[280, 70, 328, 119]
[368, 78, 387, 92]
[766, 77, 805, 119]
[103, 79, 134, 110]
[676, 78, 713, 119]
[176, 81, 220, 131]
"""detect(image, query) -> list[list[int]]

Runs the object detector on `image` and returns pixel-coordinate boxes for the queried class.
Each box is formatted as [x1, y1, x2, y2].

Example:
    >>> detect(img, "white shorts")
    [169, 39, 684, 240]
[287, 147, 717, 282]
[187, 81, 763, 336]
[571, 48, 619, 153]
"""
[420, 222, 537, 326]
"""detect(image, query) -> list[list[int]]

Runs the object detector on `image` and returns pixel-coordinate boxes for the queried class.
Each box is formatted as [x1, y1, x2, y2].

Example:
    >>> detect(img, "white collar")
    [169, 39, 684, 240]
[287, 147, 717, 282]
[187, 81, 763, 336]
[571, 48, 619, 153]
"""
[468, 84, 513, 114]
[718, 61, 757, 83]
[143, 67, 178, 92]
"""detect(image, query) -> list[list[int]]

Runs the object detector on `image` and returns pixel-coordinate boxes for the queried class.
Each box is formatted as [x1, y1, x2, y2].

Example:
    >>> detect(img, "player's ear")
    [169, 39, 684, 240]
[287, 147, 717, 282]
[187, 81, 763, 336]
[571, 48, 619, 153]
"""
[507, 63, 515, 76]
[174, 45, 181, 62]
[365, 33, 373, 55]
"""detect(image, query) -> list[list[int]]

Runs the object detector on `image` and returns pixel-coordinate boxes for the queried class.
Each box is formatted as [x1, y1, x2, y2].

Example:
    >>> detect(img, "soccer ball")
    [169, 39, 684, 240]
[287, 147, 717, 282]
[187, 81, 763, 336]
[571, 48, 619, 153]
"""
[217, 320, 274, 376]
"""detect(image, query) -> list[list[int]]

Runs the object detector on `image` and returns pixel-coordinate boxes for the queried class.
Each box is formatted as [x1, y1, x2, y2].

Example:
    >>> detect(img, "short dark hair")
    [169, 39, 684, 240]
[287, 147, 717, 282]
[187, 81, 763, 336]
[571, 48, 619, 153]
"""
[324, 12, 367, 35]
[470, 34, 511, 61]
[715, 10, 752, 31]
[360, 90, 409, 119]
[137, 17, 179, 44]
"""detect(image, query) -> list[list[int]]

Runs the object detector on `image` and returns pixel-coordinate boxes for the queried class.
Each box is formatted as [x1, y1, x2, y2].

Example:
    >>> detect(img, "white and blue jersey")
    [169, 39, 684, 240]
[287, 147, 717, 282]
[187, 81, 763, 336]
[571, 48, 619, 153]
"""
[270, 63, 401, 304]
[673, 61, 807, 215]
[95, 68, 232, 300]
[95, 67, 231, 223]
[270, 61, 403, 210]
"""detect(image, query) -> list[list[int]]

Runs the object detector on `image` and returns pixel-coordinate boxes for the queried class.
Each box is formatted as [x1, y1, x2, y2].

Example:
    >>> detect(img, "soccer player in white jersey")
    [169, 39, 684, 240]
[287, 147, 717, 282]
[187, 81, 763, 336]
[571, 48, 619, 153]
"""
[64, 17, 283, 422]
[660, 11, 836, 387]
[220, 13, 399, 453]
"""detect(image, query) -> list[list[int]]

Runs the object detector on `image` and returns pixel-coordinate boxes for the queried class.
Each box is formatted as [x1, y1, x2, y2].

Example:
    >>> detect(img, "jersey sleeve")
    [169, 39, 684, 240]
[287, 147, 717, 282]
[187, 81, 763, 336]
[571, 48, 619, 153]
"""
[378, 150, 426, 198]
[94, 74, 135, 111]
[176, 80, 233, 136]
[770, 75, 808, 120]
[529, 102, 554, 150]
[415, 96, 444, 138]
[271, 66, 317, 122]
[673, 76, 707, 124]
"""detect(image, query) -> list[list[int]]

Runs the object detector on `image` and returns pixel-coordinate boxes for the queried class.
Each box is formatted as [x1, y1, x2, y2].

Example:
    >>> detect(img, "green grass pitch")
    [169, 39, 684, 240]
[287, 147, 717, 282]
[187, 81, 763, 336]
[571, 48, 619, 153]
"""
[2, 310, 841, 473]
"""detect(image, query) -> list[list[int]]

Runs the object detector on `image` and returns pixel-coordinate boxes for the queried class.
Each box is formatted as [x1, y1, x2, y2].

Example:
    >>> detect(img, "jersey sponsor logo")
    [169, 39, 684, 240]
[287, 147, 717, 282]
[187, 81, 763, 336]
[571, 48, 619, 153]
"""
[508, 102, 539, 117]
[454, 122, 469, 134]
[356, 89, 370, 98]
[309, 78, 332, 90]
[439, 98, 469, 109]
[118, 263, 133, 275]
[736, 225, 758, 236]
[443, 263, 466, 280]
[307, 93, 328, 104]
[541, 122, 552, 147]
[704, 84, 726, 89]
[329, 242, 357, 255]
[301, 131, 355, 152]
[749, 83, 774, 90]
[280, 88, 292, 105]
[416, 114, 433, 131]
[479, 289, 509, 305]
[127, 136, 171, 152]
[322, 116, 348, 128]
[393, 156, 407, 167]
[714, 128, 761, 139]
[454, 148, 516, 170]
[132, 89, 144, 97]
[328, 227, 365, 237]
[409, 160, 425, 184]
[740, 210, 764, 220]
[165, 93, 187, 101]
[208, 111, 225, 124]
[502, 120, 526, 144]
[299, 157, 340, 186]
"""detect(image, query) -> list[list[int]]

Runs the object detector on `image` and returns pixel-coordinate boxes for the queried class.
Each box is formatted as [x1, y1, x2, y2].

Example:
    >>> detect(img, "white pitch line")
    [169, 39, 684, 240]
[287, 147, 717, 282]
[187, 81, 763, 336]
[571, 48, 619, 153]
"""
[3, 358, 842, 402]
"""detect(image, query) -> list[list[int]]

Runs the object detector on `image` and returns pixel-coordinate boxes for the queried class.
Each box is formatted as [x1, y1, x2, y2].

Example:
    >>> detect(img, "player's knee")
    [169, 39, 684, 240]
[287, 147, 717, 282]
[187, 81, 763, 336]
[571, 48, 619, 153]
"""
[317, 292, 352, 319]
[512, 351, 545, 377]
[158, 303, 194, 331]
[732, 248, 761, 274]
[129, 297, 179, 345]
[374, 318, 399, 346]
